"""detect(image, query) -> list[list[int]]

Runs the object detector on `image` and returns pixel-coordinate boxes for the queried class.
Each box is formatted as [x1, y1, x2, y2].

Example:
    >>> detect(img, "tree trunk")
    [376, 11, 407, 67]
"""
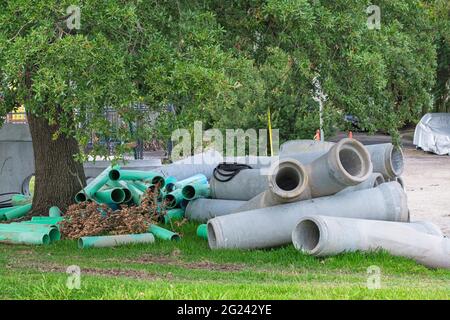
[27, 112, 86, 215]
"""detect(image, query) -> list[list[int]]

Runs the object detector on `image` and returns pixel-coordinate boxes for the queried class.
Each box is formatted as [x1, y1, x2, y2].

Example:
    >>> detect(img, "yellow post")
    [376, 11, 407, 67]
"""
[267, 108, 273, 156]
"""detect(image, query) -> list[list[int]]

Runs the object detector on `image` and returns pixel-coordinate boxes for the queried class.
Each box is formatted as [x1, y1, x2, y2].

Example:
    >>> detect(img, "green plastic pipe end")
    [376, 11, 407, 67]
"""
[108, 169, 121, 181]
[75, 192, 87, 203]
[197, 224, 208, 240]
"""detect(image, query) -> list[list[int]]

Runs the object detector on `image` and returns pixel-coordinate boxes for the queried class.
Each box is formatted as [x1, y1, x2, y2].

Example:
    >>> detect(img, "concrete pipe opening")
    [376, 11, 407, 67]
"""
[292, 218, 321, 253]
[275, 166, 301, 191]
[333, 139, 372, 183]
[390, 147, 404, 177]
[207, 222, 218, 249]
[373, 174, 385, 187]
[271, 159, 308, 200]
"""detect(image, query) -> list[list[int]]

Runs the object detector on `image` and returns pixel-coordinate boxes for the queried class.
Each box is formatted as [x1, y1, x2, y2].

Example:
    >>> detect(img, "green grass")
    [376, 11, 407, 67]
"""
[0, 223, 449, 299]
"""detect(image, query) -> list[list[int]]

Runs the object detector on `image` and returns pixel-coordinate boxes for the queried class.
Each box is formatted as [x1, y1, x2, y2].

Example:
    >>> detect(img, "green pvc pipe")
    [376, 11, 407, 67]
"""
[78, 233, 155, 248]
[30, 216, 64, 227]
[106, 180, 132, 203]
[132, 181, 151, 192]
[94, 188, 126, 204]
[49, 206, 62, 217]
[196, 224, 208, 240]
[75, 165, 120, 203]
[108, 169, 165, 187]
[3, 204, 32, 220]
[0, 223, 60, 242]
[0, 230, 50, 245]
[182, 183, 211, 200]
[173, 174, 208, 190]
[164, 176, 177, 192]
[163, 208, 185, 224]
[149, 225, 180, 241]
[163, 189, 184, 209]
[11, 194, 32, 206]
[126, 182, 144, 205]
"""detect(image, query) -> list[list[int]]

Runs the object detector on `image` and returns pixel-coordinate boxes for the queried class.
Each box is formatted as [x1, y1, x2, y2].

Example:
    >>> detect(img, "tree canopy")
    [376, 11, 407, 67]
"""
[1, 0, 449, 152]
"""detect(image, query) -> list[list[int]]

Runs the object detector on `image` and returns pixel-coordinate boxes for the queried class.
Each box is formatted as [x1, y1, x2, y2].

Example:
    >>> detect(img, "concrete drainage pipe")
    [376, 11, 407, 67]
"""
[292, 215, 450, 269]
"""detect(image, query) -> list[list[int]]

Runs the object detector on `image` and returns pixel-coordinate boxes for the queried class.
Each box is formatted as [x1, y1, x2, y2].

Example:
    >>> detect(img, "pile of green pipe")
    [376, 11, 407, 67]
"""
[75, 165, 120, 203]
[108, 169, 165, 187]
[149, 224, 180, 241]
[78, 233, 155, 248]
[197, 224, 208, 240]
[0, 204, 32, 221]
[0, 222, 60, 244]
[163, 189, 184, 209]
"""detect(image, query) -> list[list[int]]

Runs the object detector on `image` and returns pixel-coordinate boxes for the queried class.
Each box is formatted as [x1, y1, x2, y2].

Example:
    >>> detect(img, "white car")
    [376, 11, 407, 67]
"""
[414, 113, 450, 155]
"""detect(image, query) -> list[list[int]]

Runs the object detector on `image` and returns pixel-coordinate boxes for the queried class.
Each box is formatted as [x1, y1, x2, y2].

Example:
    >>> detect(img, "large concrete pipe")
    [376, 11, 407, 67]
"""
[233, 159, 310, 212]
[185, 199, 245, 222]
[207, 182, 408, 250]
[365, 143, 404, 179]
[210, 168, 269, 200]
[235, 139, 372, 212]
[336, 173, 385, 195]
[278, 141, 404, 180]
[292, 216, 449, 269]
[280, 139, 335, 155]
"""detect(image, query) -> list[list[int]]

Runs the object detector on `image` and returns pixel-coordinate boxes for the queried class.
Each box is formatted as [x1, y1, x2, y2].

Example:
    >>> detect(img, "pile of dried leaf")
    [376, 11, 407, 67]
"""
[60, 189, 164, 239]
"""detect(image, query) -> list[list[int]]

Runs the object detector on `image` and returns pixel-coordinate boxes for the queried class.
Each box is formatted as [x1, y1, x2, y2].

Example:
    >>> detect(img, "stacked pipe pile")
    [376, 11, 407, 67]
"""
[0, 206, 62, 245]
[182, 139, 449, 269]
[71, 166, 212, 247]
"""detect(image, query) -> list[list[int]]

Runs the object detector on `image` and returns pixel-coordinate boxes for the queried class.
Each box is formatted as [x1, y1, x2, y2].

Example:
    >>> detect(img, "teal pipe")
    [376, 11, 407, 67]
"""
[108, 169, 165, 187]
[182, 183, 211, 200]
[132, 181, 151, 192]
[106, 180, 132, 203]
[75, 165, 120, 203]
[0, 230, 50, 245]
[149, 225, 180, 241]
[11, 194, 32, 206]
[196, 224, 208, 240]
[0, 223, 60, 242]
[126, 182, 144, 205]
[3, 204, 32, 220]
[94, 188, 126, 204]
[164, 176, 178, 192]
[29, 216, 64, 227]
[163, 209, 185, 224]
[49, 206, 62, 217]
[163, 189, 184, 209]
[173, 174, 208, 190]
[78, 233, 155, 248]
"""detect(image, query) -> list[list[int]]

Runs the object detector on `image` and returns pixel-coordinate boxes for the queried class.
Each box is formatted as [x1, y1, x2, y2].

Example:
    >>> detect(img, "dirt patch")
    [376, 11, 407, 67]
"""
[125, 254, 244, 272]
[402, 149, 450, 236]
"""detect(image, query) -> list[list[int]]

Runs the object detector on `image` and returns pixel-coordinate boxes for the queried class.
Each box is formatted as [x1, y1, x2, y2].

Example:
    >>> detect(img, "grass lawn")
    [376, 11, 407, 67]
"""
[0, 222, 448, 300]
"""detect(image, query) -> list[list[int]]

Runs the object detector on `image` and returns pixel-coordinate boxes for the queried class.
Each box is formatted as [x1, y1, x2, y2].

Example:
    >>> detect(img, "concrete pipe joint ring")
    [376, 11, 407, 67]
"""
[268, 158, 309, 201]
[327, 138, 373, 185]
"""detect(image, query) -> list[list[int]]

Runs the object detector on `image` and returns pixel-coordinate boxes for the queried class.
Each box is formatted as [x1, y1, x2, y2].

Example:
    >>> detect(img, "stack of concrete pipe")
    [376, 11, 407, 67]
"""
[180, 139, 449, 269]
